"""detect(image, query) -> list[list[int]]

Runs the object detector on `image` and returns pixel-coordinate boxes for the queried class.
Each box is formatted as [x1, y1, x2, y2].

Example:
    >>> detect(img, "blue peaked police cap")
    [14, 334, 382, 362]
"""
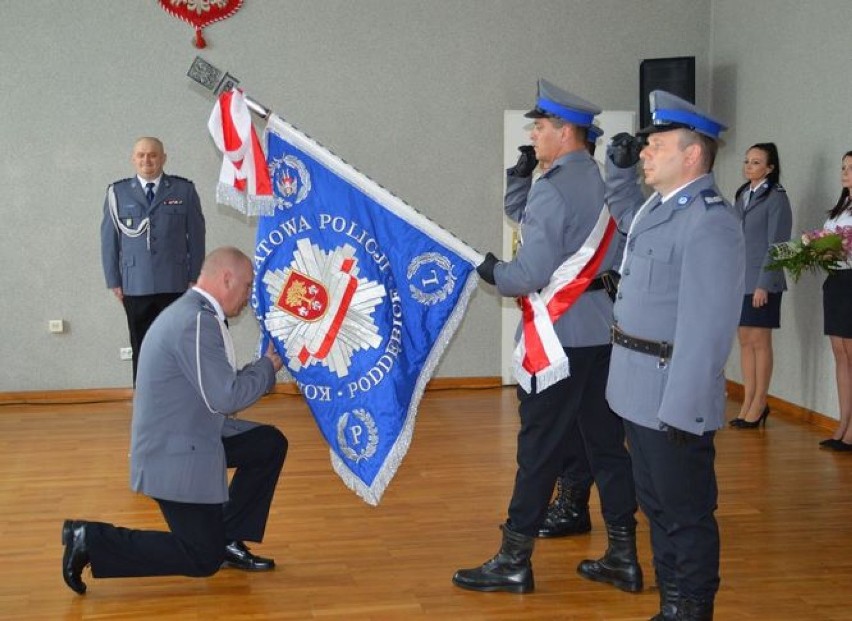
[638, 90, 727, 139]
[524, 78, 601, 128]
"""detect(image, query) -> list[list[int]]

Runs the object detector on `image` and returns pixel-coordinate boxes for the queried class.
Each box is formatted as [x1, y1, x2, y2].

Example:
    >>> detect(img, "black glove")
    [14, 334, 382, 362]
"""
[507, 145, 538, 178]
[476, 252, 499, 285]
[665, 425, 700, 446]
[609, 132, 642, 169]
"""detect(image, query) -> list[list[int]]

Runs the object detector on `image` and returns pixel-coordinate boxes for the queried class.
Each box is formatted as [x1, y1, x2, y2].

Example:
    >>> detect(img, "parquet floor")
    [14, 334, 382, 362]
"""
[0, 388, 850, 620]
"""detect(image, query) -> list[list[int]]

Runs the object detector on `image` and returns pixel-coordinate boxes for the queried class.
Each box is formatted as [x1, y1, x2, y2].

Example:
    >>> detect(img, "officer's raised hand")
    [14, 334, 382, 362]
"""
[476, 252, 500, 285]
[507, 145, 538, 178]
[665, 424, 700, 446]
[609, 132, 642, 169]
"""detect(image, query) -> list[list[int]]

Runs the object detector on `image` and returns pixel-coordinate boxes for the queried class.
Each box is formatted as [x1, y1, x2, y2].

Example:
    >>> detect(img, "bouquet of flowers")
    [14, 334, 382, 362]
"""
[768, 226, 852, 282]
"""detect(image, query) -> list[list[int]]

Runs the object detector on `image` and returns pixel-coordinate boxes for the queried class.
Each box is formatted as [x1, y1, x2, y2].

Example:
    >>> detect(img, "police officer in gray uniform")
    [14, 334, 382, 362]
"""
[604, 91, 745, 621]
[453, 80, 639, 595]
[100, 137, 206, 383]
[503, 124, 609, 539]
[63, 247, 286, 595]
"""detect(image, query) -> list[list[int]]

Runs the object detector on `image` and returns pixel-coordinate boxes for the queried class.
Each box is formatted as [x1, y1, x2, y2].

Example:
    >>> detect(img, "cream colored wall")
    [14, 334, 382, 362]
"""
[0, 0, 713, 390]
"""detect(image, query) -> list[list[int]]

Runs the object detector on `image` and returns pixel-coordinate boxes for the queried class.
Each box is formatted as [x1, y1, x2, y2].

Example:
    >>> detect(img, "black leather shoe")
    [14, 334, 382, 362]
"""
[832, 441, 852, 452]
[222, 541, 275, 571]
[62, 520, 90, 595]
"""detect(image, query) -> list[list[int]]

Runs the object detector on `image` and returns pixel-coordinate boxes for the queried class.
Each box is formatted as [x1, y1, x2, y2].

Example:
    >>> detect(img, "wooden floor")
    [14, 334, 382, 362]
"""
[1, 388, 851, 620]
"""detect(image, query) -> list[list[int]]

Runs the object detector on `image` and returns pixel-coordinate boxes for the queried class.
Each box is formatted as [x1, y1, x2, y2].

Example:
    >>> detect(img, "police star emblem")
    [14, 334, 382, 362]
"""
[262, 237, 387, 378]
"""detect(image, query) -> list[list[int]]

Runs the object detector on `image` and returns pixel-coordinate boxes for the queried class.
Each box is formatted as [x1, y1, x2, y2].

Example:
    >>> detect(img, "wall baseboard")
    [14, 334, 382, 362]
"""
[0, 377, 504, 406]
[726, 380, 836, 432]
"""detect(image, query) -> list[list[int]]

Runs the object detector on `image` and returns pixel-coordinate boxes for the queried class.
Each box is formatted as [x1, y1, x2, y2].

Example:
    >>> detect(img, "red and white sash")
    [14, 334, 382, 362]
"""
[208, 88, 276, 215]
[514, 206, 616, 393]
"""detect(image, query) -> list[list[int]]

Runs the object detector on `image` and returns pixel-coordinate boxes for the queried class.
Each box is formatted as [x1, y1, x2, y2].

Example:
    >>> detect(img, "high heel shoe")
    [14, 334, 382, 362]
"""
[819, 438, 844, 449]
[734, 405, 770, 429]
[729, 417, 746, 427]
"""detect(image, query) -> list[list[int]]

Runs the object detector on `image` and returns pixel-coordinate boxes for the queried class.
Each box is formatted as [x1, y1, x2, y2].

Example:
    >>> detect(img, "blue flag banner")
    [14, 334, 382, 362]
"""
[253, 115, 481, 505]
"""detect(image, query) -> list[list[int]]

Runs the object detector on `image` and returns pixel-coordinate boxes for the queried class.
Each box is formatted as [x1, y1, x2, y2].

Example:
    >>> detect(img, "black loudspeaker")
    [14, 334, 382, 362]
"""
[639, 57, 696, 129]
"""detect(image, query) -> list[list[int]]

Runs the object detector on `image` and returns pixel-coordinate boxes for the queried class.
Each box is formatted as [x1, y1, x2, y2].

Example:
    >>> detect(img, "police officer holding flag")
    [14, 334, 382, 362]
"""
[453, 79, 640, 595]
[604, 91, 744, 621]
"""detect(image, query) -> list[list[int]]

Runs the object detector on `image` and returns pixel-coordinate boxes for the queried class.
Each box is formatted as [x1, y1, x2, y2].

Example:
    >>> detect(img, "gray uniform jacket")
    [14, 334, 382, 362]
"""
[733, 181, 792, 293]
[604, 160, 745, 435]
[494, 149, 620, 348]
[101, 174, 206, 295]
[504, 173, 532, 224]
[130, 289, 277, 504]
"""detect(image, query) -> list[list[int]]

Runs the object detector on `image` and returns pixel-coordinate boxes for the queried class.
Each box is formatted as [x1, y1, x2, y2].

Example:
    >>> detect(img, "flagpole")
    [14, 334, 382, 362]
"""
[186, 56, 269, 119]
[187, 55, 485, 264]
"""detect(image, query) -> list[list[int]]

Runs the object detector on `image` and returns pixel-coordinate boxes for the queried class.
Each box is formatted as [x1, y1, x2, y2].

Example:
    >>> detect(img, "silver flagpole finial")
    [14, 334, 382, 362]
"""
[186, 56, 270, 119]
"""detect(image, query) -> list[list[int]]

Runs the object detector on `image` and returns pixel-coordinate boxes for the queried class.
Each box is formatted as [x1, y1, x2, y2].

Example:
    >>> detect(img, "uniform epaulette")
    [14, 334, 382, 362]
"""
[775, 183, 786, 193]
[168, 175, 194, 184]
[111, 177, 134, 186]
[700, 189, 725, 208]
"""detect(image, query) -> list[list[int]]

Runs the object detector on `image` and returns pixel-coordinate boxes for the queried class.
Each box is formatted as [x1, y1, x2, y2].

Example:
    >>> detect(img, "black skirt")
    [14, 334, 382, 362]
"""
[823, 269, 852, 337]
[740, 292, 782, 328]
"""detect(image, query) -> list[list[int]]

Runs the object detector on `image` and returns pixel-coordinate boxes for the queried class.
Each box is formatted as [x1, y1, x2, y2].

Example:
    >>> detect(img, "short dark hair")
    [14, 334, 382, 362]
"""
[828, 150, 852, 220]
[677, 129, 718, 172]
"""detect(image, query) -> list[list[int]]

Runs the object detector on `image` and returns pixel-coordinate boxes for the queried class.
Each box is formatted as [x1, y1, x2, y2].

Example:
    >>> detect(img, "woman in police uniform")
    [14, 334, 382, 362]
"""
[729, 143, 792, 428]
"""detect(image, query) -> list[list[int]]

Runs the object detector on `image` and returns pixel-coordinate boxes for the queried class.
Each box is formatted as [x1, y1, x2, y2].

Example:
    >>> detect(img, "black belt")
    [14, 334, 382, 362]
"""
[611, 325, 673, 361]
[587, 270, 620, 300]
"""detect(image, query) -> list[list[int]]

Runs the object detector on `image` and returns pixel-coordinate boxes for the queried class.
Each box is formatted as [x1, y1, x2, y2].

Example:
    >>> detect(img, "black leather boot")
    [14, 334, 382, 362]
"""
[576, 523, 643, 593]
[649, 574, 679, 620]
[537, 478, 592, 538]
[676, 597, 713, 620]
[452, 524, 535, 593]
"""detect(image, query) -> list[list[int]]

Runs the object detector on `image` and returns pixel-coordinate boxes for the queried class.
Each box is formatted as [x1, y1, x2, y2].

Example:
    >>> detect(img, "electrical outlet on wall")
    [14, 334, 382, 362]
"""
[119, 347, 133, 361]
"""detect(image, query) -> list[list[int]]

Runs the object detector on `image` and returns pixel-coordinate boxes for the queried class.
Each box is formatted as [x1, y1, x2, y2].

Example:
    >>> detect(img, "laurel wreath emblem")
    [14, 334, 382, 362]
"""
[269, 154, 312, 210]
[336, 408, 379, 463]
[407, 252, 456, 306]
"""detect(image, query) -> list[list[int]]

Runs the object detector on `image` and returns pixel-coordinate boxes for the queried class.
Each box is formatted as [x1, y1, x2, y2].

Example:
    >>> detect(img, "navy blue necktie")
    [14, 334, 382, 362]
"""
[145, 182, 155, 205]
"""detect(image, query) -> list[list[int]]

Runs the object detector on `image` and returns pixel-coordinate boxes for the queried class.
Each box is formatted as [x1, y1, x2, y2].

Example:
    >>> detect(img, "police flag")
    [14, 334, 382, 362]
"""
[254, 115, 481, 505]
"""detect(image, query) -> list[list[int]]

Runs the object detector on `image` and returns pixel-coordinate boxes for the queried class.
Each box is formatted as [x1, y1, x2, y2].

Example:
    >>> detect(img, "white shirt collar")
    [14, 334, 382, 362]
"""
[137, 174, 162, 192]
[749, 177, 767, 191]
[192, 286, 226, 322]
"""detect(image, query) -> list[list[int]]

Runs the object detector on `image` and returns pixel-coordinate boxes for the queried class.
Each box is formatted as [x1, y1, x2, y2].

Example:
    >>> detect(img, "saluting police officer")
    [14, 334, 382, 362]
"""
[453, 80, 640, 595]
[100, 137, 206, 384]
[503, 124, 609, 540]
[604, 91, 745, 621]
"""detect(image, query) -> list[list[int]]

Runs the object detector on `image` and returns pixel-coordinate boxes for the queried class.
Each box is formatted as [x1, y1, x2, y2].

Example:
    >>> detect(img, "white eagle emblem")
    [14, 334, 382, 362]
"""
[262, 238, 387, 377]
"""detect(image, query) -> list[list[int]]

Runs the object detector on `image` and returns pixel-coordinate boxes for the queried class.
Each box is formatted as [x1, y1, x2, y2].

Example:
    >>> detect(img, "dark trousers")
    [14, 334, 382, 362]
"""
[559, 418, 594, 490]
[507, 345, 636, 536]
[122, 292, 182, 383]
[86, 425, 287, 579]
[624, 421, 720, 601]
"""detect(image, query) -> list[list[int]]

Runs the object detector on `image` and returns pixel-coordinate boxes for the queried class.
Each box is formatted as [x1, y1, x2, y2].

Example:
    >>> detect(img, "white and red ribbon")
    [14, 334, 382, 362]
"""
[513, 207, 616, 393]
[208, 88, 276, 215]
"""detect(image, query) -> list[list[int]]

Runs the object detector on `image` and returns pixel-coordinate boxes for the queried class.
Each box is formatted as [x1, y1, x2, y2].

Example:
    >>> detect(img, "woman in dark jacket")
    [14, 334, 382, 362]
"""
[730, 143, 792, 428]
